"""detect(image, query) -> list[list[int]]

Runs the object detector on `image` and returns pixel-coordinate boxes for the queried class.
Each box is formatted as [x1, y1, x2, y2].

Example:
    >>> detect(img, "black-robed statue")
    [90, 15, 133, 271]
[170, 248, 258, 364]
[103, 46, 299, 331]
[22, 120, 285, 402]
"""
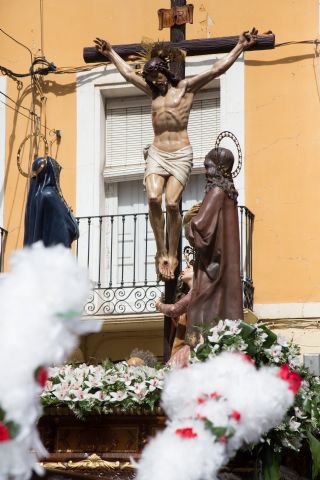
[24, 157, 79, 248]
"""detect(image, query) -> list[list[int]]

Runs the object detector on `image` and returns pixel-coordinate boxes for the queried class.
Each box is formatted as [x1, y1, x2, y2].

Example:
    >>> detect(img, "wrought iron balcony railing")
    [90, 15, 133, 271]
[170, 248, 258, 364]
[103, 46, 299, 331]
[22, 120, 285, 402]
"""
[76, 206, 254, 316]
[0, 227, 7, 273]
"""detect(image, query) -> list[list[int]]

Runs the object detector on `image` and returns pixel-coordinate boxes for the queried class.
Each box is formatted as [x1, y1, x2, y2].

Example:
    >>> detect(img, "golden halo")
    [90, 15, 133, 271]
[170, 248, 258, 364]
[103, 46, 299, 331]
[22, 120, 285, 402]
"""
[17, 133, 49, 178]
[215, 131, 243, 178]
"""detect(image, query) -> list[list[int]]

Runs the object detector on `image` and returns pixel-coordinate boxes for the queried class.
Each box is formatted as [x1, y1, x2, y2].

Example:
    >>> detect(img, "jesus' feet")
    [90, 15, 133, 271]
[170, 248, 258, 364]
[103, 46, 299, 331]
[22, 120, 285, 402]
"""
[155, 252, 171, 281]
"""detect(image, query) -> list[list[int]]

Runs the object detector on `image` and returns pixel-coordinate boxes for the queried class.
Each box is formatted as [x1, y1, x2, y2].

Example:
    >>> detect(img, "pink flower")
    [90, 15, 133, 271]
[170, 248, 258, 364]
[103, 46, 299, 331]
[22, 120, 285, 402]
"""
[0, 422, 10, 442]
[278, 364, 302, 394]
[175, 427, 198, 439]
[230, 410, 241, 421]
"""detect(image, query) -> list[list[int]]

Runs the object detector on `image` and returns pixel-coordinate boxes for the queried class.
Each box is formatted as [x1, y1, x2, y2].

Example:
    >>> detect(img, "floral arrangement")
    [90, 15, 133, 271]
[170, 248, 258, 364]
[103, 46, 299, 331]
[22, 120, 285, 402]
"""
[135, 352, 300, 480]
[42, 361, 168, 417]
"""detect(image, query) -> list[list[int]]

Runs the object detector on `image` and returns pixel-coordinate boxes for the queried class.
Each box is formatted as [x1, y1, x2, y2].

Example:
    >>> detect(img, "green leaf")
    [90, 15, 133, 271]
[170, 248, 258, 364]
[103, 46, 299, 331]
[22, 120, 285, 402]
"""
[303, 399, 312, 415]
[261, 445, 280, 480]
[239, 321, 256, 339]
[6, 420, 20, 439]
[0, 406, 5, 421]
[307, 431, 320, 479]
[259, 325, 277, 348]
[196, 343, 212, 361]
[51, 376, 61, 385]
[203, 419, 227, 438]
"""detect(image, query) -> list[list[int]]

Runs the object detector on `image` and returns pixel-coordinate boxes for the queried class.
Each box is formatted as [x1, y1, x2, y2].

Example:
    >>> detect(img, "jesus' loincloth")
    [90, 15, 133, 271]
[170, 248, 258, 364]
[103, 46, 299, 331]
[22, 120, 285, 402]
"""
[143, 144, 193, 187]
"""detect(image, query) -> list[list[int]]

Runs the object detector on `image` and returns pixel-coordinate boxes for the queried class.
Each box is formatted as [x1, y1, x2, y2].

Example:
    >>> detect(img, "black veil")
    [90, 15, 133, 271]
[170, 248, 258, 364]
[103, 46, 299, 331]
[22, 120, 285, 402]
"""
[24, 157, 79, 247]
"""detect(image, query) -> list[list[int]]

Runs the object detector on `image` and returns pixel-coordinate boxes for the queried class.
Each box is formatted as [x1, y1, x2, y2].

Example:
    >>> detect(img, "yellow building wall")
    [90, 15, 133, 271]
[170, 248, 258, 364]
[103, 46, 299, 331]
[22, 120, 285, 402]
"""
[1, 0, 319, 310]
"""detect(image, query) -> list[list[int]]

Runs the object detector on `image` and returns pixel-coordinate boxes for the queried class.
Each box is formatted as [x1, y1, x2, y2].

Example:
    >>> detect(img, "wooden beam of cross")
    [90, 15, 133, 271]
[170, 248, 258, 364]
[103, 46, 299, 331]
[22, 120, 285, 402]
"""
[83, 35, 275, 64]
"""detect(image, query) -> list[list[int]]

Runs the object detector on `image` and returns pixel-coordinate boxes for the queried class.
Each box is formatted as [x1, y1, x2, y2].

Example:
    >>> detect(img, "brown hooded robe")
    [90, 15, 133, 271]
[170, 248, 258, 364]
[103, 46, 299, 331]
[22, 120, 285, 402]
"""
[186, 186, 243, 338]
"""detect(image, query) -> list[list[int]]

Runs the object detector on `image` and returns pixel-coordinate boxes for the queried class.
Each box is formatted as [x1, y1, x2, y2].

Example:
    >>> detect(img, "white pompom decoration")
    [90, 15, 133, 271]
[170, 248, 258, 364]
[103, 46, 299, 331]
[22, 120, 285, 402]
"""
[0, 243, 101, 480]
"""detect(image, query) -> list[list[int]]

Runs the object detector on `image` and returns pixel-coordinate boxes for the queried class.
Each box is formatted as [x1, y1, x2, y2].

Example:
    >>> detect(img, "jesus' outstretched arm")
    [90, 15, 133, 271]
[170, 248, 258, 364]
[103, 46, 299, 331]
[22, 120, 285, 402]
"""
[185, 28, 258, 93]
[94, 37, 152, 96]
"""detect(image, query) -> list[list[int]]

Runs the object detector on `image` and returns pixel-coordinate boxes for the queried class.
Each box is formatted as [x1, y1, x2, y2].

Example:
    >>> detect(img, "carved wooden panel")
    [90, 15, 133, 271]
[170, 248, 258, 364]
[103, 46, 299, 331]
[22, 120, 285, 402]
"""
[55, 425, 139, 453]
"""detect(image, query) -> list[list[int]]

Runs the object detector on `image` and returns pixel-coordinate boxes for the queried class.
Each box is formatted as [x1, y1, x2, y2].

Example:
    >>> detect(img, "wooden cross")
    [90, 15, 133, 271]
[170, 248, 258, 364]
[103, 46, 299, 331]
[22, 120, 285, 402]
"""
[84, 3, 274, 361]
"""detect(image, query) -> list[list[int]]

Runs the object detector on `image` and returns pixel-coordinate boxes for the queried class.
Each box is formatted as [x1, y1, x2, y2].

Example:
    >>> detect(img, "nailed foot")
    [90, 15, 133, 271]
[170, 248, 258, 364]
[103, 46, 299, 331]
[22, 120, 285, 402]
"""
[155, 252, 171, 281]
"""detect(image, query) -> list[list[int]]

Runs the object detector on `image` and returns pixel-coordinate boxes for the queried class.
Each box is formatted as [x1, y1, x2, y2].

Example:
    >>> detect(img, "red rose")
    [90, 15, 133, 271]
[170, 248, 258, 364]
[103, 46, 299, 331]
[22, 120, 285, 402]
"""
[36, 367, 48, 388]
[278, 364, 302, 394]
[219, 434, 228, 443]
[175, 427, 198, 439]
[230, 410, 241, 421]
[0, 422, 10, 442]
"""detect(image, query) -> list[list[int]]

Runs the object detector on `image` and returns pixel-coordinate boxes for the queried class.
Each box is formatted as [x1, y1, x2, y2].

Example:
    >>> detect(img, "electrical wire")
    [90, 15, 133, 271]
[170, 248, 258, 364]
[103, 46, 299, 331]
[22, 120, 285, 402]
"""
[0, 92, 52, 132]
[0, 89, 36, 116]
[0, 27, 32, 62]
[275, 40, 320, 47]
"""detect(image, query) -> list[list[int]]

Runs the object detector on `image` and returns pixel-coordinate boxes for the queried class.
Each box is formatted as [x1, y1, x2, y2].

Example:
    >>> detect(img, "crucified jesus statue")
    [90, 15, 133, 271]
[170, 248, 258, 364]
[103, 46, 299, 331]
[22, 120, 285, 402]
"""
[94, 28, 257, 281]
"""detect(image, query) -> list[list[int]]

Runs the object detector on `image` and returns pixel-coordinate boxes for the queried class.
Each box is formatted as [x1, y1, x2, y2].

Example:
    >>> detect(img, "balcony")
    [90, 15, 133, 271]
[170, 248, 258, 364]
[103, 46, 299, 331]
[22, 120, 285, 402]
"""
[75, 207, 254, 317]
[0, 227, 7, 272]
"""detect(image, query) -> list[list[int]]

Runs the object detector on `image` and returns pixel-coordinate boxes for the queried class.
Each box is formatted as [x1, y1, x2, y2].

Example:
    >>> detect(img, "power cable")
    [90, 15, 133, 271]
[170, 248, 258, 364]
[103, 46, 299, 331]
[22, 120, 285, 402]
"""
[0, 27, 32, 62]
[0, 92, 53, 133]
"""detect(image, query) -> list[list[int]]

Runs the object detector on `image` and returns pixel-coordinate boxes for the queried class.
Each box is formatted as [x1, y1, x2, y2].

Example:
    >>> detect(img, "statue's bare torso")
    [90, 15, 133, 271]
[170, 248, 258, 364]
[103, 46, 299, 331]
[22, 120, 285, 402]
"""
[151, 83, 194, 152]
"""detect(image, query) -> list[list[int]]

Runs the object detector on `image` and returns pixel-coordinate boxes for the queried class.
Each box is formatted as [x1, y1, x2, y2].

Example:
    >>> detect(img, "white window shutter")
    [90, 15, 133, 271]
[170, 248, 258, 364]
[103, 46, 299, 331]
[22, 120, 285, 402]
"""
[105, 90, 220, 179]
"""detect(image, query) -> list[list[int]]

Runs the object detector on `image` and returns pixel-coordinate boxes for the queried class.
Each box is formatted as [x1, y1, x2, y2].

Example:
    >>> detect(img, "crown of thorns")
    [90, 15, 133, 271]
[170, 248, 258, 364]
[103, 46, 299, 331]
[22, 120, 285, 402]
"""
[214, 131, 243, 178]
[142, 57, 170, 77]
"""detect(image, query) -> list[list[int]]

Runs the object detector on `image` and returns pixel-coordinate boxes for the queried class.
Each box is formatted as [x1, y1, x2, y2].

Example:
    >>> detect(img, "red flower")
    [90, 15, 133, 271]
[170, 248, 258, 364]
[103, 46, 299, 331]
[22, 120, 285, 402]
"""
[209, 392, 220, 399]
[175, 427, 198, 439]
[230, 410, 241, 421]
[36, 367, 48, 388]
[0, 422, 10, 442]
[197, 396, 207, 404]
[278, 364, 301, 394]
[219, 435, 228, 443]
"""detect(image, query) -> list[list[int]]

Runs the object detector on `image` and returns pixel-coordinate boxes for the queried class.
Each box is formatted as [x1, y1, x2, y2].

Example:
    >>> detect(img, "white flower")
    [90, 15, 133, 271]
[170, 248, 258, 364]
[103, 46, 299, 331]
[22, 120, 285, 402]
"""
[91, 390, 109, 401]
[53, 383, 70, 401]
[109, 390, 128, 402]
[207, 332, 219, 343]
[289, 356, 301, 368]
[224, 320, 241, 335]
[294, 407, 307, 419]
[265, 345, 283, 363]
[104, 375, 117, 385]
[147, 378, 162, 392]
[277, 335, 289, 347]
[216, 320, 226, 332]
[132, 388, 148, 402]
[288, 417, 301, 432]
